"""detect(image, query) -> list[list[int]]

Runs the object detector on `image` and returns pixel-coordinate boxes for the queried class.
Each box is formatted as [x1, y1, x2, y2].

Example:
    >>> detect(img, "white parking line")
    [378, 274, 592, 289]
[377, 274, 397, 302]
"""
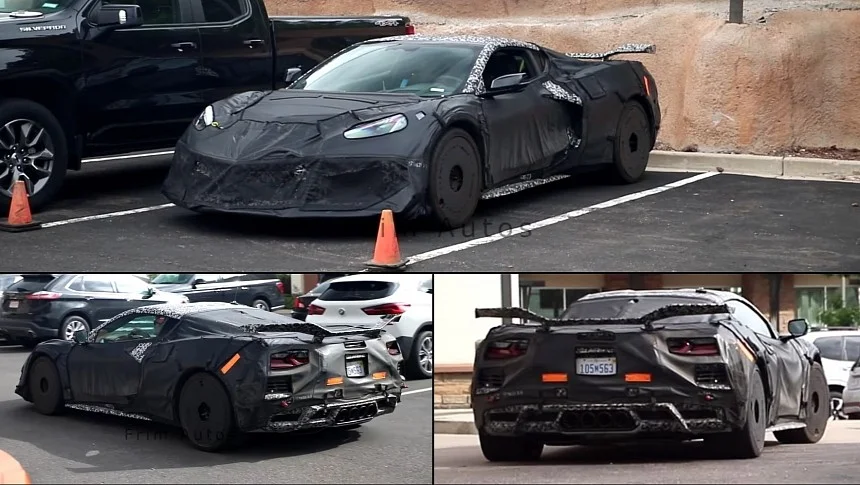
[402, 387, 432, 396]
[404, 171, 721, 266]
[41, 203, 176, 228]
[81, 150, 175, 164]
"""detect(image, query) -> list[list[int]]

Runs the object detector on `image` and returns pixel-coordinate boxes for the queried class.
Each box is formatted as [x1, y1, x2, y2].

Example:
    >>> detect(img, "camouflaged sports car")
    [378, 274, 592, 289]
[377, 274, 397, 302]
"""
[471, 289, 829, 461]
[16, 302, 405, 451]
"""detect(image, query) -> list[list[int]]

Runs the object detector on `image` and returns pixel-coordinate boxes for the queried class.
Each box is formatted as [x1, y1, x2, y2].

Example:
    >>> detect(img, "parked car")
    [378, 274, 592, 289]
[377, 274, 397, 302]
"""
[0, 0, 413, 211]
[150, 273, 285, 311]
[15, 302, 405, 451]
[0, 274, 22, 291]
[801, 329, 860, 418]
[842, 357, 860, 419]
[306, 274, 433, 379]
[0, 274, 187, 347]
[471, 289, 828, 462]
[292, 279, 337, 321]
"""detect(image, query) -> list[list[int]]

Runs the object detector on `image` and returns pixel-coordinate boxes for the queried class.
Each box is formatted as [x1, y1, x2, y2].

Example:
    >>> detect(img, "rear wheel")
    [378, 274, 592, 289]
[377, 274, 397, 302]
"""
[251, 298, 270, 312]
[479, 431, 543, 462]
[829, 389, 846, 420]
[27, 356, 65, 415]
[774, 362, 829, 444]
[60, 315, 90, 342]
[608, 101, 652, 184]
[705, 368, 766, 459]
[427, 128, 481, 230]
[178, 372, 237, 452]
[404, 330, 432, 380]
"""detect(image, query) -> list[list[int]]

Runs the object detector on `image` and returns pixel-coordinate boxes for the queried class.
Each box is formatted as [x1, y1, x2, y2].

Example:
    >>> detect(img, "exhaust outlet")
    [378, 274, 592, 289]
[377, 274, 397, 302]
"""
[596, 412, 613, 428]
[580, 411, 597, 428]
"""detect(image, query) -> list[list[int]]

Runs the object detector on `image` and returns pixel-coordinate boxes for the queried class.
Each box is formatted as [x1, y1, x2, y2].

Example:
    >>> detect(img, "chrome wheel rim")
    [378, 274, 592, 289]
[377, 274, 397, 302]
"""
[254, 301, 268, 310]
[64, 320, 86, 340]
[418, 335, 433, 375]
[0, 118, 55, 197]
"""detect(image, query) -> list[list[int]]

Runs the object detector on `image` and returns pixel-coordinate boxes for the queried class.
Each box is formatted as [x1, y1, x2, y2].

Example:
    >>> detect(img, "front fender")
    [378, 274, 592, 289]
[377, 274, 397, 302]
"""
[15, 339, 75, 401]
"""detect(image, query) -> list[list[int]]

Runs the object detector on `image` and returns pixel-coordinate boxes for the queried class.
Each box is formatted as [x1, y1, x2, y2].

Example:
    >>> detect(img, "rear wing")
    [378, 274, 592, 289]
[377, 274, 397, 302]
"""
[242, 316, 394, 343]
[475, 303, 730, 332]
[565, 43, 656, 61]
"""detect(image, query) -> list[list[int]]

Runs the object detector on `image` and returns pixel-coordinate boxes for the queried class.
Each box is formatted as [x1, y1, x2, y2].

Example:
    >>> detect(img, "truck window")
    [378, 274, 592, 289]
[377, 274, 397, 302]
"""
[201, 0, 245, 22]
[103, 0, 181, 25]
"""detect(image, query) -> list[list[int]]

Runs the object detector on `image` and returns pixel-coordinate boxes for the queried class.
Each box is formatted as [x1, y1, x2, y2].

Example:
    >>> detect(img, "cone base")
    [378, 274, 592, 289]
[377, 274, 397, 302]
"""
[364, 259, 407, 271]
[0, 220, 41, 232]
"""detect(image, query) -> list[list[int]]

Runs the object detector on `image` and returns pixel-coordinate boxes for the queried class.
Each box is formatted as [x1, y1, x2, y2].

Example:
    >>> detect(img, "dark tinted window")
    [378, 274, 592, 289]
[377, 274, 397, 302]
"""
[200, 0, 244, 22]
[95, 314, 174, 343]
[79, 276, 116, 293]
[726, 300, 774, 338]
[561, 296, 716, 319]
[239, 274, 276, 281]
[814, 336, 844, 361]
[101, 0, 181, 24]
[844, 336, 860, 362]
[308, 281, 332, 296]
[5, 274, 55, 293]
[319, 281, 397, 301]
[419, 277, 433, 293]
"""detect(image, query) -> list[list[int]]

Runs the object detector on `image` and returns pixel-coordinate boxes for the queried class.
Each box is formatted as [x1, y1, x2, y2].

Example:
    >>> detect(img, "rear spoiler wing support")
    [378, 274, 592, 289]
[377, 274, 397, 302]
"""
[243, 316, 395, 343]
[565, 43, 656, 61]
[475, 304, 730, 332]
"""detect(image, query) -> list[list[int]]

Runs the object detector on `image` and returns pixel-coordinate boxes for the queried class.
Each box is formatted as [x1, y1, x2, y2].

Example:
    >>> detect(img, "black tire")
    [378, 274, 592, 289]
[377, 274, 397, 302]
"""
[705, 368, 766, 459]
[830, 389, 846, 420]
[774, 362, 829, 444]
[59, 315, 90, 342]
[479, 431, 543, 462]
[608, 101, 652, 184]
[251, 298, 270, 312]
[0, 98, 69, 213]
[27, 356, 65, 415]
[177, 372, 237, 452]
[427, 128, 482, 230]
[849, 413, 860, 420]
[404, 330, 432, 380]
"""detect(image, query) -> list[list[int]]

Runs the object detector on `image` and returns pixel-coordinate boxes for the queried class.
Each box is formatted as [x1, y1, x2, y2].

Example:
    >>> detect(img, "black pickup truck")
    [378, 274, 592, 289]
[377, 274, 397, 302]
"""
[150, 273, 285, 311]
[0, 0, 412, 210]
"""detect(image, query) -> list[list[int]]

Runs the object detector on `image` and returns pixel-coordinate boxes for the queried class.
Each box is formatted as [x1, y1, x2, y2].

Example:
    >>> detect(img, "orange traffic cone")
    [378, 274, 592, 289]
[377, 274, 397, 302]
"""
[365, 209, 407, 270]
[0, 180, 41, 232]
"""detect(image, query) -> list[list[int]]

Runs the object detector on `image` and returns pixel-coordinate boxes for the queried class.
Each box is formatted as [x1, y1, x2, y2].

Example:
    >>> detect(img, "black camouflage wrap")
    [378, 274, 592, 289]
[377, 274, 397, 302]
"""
[162, 35, 660, 220]
[15, 302, 404, 433]
[471, 290, 819, 444]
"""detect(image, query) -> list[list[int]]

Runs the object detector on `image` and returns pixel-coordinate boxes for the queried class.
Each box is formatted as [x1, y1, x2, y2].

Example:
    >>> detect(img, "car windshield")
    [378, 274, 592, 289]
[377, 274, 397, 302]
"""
[151, 274, 194, 284]
[289, 41, 481, 97]
[0, 0, 75, 14]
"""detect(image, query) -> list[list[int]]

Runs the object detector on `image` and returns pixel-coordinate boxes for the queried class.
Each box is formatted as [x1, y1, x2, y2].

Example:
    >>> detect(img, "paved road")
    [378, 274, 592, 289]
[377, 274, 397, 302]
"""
[434, 424, 860, 484]
[1, 154, 859, 272]
[0, 344, 432, 484]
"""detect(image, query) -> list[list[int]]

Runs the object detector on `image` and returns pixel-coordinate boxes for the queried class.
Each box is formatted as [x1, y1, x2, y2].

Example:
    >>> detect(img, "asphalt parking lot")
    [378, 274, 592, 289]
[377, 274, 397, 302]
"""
[0, 343, 432, 484]
[434, 424, 860, 484]
[1, 152, 858, 272]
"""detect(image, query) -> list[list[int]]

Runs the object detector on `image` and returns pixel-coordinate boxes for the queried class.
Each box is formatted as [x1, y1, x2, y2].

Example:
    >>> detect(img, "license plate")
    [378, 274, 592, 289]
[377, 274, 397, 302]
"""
[346, 360, 366, 378]
[8, 300, 18, 309]
[576, 357, 617, 376]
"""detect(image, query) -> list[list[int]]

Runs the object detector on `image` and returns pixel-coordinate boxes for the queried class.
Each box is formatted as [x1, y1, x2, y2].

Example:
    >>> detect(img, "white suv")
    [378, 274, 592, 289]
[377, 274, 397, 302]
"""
[802, 329, 860, 418]
[306, 273, 433, 379]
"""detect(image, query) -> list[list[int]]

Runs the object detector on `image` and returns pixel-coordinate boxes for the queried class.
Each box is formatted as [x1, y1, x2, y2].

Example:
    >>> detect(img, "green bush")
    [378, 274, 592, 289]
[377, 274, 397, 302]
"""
[818, 296, 860, 327]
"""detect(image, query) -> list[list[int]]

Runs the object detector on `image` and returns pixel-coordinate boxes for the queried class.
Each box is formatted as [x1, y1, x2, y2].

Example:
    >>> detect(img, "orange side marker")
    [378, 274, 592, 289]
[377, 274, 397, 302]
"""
[625, 373, 652, 383]
[220, 353, 241, 374]
[365, 209, 407, 270]
[542, 373, 568, 383]
[0, 180, 41, 232]
[0, 449, 31, 484]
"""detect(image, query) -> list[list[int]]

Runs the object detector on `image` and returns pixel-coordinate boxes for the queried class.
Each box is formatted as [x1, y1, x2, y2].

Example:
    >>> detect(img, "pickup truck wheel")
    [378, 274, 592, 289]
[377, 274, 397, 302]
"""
[28, 356, 65, 415]
[251, 298, 270, 311]
[178, 372, 237, 452]
[479, 431, 543, 462]
[0, 99, 69, 212]
[773, 362, 829, 444]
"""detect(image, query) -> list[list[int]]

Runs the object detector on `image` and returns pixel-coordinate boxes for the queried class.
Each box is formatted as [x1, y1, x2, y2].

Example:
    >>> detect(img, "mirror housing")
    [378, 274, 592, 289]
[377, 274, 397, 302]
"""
[90, 4, 143, 29]
[284, 67, 303, 85]
[787, 318, 809, 338]
[73, 329, 89, 344]
[143, 287, 156, 299]
[191, 278, 205, 289]
[480, 73, 527, 98]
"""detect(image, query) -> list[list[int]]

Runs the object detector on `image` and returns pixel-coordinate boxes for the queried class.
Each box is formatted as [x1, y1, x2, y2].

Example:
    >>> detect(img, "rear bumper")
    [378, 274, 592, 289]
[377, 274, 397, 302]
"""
[0, 317, 58, 340]
[476, 401, 737, 441]
[253, 392, 401, 433]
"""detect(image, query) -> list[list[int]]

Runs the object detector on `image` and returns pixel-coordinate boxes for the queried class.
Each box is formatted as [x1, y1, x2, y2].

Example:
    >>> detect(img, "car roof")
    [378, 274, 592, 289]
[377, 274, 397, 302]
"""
[803, 329, 860, 340]
[117, 301, 243, 319]
[325, 273, 429, 284]
[577, 288, 739, 304]
[363, 34, 541, 50]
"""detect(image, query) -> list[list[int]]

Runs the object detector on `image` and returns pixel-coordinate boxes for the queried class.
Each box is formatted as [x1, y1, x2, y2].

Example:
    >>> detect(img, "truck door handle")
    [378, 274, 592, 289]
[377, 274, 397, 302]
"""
[171, 42, 197, 51]
[243, 39, 264, 47]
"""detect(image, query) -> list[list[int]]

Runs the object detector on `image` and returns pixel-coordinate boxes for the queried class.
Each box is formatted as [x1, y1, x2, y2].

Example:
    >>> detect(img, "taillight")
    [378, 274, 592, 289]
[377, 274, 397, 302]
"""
[307, 304, 325, 315]
[386, 340, 401, 356]
[294, 298, 305, 309]
[405, 23, 415, 35]
[667, 337, 720, 356]
[485, 339, 529, 359]
[26, 291, 61, 300]
[271, 350, 309, 370]
[276, 281, 285, 294]
[362, 303, 410, 315]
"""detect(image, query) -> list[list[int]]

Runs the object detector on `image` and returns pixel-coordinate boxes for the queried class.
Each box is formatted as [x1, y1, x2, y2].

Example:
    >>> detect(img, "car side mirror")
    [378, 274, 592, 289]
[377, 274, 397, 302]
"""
[284, 67, 303, 85]
[73, 329, 89, 344]
[787, 318, 809, 338]
[143, 287, 156, 299]
[90, 4, 143, 29]
[191, 278, 205, 288]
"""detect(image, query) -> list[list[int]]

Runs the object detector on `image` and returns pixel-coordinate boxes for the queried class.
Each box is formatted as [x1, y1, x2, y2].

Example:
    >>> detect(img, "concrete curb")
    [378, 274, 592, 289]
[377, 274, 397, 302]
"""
[0, 450, 31, 484]
[435, 419, 478, 435]
[647, 150, 860, 180]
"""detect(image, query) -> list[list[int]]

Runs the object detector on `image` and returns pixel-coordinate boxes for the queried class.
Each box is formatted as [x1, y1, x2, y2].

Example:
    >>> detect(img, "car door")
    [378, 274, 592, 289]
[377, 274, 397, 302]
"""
[184, 274, 228, 302]
[79, 0, 206, 155]
[188, 0, 275, 105]
[479, 47, 574, 184]
[216, 274, 249, 304]
[726, 299, 806, 419]
[811, 335, 846, 387]
[66, 313, 167, 404]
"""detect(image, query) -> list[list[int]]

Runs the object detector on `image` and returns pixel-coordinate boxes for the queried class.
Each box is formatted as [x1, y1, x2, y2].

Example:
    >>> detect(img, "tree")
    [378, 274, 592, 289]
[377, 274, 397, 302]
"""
[765, 273, 782, 327]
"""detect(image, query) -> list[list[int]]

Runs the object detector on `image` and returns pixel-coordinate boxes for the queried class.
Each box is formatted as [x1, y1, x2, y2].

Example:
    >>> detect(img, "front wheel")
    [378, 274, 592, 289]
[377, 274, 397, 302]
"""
[773, 362, 829, 444]
[28, 356, 65, 415]
[427, 128, 482, 230]
[0, 98, 69, 213]
[608, 101, 653, 184]
[479, 431, 543, 462]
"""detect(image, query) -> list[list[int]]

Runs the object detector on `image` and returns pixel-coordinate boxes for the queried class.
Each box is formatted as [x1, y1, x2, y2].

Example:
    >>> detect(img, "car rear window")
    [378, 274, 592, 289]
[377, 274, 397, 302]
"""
[844, 336, 860, 362]
[5, 274, 57, 293]
[319, 281, 397, 301]
[814, 336, 844, 361]
[561, 296, 718, 319]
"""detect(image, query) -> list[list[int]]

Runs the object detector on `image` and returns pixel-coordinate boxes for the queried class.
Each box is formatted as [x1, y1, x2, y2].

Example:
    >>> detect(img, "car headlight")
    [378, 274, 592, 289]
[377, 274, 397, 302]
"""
[193, 105, 216, 130]
[343, 114, 407, 140]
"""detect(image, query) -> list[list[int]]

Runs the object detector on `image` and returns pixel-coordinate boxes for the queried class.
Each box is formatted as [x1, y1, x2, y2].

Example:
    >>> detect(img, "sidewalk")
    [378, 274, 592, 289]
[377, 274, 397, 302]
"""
[434, 408, 860, 443]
